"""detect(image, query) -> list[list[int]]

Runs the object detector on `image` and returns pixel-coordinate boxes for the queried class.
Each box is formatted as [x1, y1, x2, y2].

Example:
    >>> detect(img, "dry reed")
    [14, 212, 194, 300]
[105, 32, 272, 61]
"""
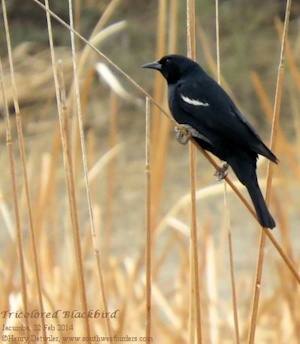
[248, 1, 293, 342]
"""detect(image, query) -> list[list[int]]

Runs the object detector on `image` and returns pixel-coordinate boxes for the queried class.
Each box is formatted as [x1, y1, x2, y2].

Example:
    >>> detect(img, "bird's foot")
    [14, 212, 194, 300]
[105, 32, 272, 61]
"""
[175, 124, 199, 145]
[214, 162, 229, 181]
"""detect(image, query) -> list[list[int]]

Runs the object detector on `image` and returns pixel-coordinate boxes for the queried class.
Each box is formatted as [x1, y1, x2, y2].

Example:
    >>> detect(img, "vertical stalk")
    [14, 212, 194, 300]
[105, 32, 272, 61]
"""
[45, 0, 90, 340]
[215, 0, 221, 84]
[104, 91, 118, 263]
[228, 226, 240, 344]
[186, 1, 202, 343]
[215, 1, 240, 341]
[150, 0, 168, 228]
[2, 0, 46, 341]
[145, 97, 152, 344]
[248, 0, 292, 343]
[68, 1, 113, 338]
[0, 57, 31, 343]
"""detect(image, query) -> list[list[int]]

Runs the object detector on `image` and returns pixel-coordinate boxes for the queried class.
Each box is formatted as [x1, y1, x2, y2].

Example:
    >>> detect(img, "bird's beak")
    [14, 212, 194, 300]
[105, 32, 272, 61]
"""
[142, 60, 162, 71]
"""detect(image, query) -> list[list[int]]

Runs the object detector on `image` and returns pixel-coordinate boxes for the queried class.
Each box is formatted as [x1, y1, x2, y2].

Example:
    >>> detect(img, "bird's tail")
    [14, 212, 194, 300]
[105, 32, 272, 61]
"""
[228, 154, 276, 229]
[245, 179, 276, 229]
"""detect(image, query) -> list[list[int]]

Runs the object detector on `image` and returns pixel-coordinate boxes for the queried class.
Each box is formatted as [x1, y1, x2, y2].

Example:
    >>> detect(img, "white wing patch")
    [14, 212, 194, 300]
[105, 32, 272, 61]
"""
[180, 94, 209, 107]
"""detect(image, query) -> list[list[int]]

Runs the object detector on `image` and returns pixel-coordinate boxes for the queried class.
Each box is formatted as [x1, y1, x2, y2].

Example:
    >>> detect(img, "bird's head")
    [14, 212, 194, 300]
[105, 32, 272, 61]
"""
[142, 54, 200, 84]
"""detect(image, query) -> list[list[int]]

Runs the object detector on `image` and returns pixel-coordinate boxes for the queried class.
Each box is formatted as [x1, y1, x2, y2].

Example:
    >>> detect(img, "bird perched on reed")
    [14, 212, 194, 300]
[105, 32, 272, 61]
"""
[143, 54, 278, 229]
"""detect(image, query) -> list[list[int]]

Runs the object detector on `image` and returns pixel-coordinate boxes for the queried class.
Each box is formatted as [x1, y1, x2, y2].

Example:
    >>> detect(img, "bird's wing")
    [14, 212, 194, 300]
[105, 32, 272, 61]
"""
[173, 77, 274, 159]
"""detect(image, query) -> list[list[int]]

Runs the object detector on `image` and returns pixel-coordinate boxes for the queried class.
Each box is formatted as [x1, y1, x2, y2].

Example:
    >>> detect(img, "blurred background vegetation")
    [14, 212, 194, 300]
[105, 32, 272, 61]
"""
[1, 0, 299, 123]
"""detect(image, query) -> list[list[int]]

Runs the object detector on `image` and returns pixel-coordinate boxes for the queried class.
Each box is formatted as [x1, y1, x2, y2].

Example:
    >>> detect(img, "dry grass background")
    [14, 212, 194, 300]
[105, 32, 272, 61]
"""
[0, 0, 300, 343]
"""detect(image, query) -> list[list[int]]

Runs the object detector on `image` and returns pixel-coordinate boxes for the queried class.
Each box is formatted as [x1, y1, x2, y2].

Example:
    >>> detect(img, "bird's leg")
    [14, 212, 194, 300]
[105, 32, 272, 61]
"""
[175, 124, 199, 145]
[214, 161, 229, 181]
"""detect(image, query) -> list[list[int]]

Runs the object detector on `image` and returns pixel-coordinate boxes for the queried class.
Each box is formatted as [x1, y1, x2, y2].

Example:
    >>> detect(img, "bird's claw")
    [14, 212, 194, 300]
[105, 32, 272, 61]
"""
[175, 125, 199, 145]
[175, 127, 192, 144]
[214, 162, 229, 181]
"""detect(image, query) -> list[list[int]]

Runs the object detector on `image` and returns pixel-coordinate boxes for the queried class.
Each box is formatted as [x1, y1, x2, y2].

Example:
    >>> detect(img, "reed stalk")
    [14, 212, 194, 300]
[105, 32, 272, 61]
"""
[0, 56, 31, 342]
[2, 0, 47, 341]
[248, 0, 293, 343]
[145, 97, 152, 344]
[186, 1, 202, 343]
[45, 0, 90, 340]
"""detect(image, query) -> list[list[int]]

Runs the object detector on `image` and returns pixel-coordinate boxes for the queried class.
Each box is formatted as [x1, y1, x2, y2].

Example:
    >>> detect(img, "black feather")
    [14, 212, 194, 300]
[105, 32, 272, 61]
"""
[143, 54, 278, 229]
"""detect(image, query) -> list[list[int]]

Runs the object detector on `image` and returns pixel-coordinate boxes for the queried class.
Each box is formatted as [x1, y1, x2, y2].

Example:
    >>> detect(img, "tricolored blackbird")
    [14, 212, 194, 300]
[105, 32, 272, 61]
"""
[143, 54, 278, 229]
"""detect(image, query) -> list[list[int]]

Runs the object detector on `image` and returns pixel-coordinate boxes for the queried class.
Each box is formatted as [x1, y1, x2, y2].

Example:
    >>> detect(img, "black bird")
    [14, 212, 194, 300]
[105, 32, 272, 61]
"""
[142, 54, 278, 229]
